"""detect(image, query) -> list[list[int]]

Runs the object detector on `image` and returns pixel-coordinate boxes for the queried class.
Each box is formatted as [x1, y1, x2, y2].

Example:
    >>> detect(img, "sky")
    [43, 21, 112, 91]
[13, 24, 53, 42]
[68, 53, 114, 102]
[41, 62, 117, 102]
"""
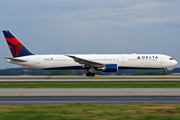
[0, 0, 180, 69]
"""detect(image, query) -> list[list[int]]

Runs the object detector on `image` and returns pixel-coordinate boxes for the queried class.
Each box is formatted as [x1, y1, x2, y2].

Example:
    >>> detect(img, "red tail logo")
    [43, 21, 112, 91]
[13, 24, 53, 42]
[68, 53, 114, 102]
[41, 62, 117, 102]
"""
[3, 31, 34, 57]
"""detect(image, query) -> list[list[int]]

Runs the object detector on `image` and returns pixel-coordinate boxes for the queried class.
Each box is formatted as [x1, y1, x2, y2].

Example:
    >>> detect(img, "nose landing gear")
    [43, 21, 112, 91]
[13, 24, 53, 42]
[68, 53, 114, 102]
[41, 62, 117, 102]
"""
[163, 68, 167, 76]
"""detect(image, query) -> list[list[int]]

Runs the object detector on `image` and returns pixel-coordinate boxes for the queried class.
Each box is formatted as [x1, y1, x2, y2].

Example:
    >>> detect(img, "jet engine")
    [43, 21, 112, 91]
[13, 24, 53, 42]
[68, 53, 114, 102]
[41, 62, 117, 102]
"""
[97, 64, 118, 72]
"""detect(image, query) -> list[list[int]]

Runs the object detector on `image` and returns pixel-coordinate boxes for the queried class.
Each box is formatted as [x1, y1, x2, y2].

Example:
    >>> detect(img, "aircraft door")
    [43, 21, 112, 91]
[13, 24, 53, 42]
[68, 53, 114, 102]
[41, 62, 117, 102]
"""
[37, 58, 41, 64]
[160, 57, 164, 63]
[121, 57, 126, 63]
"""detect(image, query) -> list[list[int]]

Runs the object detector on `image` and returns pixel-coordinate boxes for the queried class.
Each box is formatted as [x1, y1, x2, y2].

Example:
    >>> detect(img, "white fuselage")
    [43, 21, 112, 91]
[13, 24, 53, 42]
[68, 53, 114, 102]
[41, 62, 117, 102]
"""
[7, 54, 177, 70]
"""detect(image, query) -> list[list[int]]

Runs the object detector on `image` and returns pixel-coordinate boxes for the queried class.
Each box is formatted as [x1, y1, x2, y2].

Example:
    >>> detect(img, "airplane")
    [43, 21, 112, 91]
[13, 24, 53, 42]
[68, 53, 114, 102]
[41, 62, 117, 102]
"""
[2, 30, 178, 76]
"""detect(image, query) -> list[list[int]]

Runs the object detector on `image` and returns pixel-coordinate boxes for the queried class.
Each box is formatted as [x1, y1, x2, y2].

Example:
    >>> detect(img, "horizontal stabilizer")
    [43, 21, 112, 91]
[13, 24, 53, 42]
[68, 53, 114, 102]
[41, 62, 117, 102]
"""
[4, 57, 27, 62]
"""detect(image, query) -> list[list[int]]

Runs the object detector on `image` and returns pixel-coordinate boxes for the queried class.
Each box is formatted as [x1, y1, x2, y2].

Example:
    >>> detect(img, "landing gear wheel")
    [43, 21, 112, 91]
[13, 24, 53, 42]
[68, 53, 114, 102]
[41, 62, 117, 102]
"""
[86, 73, 90, 76]
[92, 73, 95, 76]
[163, 68, 167, 76]
[86, 72, 95, 77]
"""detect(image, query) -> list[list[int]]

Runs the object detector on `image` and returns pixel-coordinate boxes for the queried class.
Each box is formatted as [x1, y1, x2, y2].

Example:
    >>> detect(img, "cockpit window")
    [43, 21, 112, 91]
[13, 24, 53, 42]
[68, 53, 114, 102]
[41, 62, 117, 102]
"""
[169, 58, 174, 60]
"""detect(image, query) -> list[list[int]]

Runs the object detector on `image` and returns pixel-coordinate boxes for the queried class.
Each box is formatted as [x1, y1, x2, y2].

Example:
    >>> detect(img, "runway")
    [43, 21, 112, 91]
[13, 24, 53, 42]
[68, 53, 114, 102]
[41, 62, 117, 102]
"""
[1, 78, 180, 82]
[0, 96, 180, 105]
[1, 79, 180, 82]
[0, 76, 179, 105]
[0, 75, 180, 82]
[0, 75, 180, 79]
[0, 87, 180, 105]
[1, 88, 180, 96]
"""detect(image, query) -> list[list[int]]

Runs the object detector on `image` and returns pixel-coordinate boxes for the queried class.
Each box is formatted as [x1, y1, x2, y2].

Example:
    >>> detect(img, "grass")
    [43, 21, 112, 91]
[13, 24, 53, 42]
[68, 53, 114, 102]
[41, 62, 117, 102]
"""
[0, 82, 180, 88]
[0, 104, 180, 120]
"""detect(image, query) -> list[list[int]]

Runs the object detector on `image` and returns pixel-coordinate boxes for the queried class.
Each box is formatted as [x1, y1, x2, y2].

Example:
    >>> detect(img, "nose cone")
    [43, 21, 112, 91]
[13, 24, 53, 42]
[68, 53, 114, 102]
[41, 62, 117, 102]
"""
[172, 60, 178, 66]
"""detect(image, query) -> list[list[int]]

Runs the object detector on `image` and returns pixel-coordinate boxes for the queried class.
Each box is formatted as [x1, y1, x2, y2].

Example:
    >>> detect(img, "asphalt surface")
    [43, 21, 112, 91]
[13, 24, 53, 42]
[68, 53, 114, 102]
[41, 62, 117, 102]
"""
[0, 75, 180, 79]
[0, 75, 180, 82]
[0, 96, 180, 105]
[0, 76, 179, 105]
[1, 88, 180, 96]
[0, 78, 180, 82]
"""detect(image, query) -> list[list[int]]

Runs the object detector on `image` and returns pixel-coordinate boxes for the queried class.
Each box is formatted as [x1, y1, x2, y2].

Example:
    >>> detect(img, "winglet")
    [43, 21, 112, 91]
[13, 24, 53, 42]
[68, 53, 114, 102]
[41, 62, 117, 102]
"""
[2, 30, 34, 58]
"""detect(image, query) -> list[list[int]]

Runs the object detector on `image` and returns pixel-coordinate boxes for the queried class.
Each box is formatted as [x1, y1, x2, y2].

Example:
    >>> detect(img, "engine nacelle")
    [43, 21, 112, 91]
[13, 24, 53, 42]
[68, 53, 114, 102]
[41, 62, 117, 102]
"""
[97, 64, 118, 72]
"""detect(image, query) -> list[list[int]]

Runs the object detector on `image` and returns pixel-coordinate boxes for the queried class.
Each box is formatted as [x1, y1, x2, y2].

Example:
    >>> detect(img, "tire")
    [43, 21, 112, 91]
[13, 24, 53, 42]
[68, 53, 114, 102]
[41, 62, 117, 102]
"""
[86, 73, 95, 77]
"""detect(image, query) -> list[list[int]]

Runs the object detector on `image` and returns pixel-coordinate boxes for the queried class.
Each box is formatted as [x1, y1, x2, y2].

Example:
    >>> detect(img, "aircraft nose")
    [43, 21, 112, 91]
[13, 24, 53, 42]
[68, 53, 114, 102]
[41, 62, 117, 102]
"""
[174, 60, 178, 65]
[172, 60, 178, 66]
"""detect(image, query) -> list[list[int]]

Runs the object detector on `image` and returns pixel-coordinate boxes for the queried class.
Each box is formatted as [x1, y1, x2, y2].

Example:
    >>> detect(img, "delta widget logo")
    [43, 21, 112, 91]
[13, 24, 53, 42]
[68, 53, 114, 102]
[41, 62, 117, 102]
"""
[137, 56, 158, 59]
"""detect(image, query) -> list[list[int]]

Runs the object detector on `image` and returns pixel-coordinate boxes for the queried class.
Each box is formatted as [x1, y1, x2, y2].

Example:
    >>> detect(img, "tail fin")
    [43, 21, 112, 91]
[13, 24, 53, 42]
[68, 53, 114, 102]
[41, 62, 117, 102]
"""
[2, 30, 34, 58]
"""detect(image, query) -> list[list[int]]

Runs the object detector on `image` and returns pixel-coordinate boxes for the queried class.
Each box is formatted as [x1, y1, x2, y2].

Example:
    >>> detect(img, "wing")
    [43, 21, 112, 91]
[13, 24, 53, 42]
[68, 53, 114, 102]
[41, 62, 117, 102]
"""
[4, 57, 27, 62]
[65, 55, 105, 68]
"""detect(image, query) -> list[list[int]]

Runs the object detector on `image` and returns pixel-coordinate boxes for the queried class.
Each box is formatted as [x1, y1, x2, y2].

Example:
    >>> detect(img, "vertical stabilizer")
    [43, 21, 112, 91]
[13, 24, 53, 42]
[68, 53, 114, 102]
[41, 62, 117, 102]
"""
[2, 30, 34, 58]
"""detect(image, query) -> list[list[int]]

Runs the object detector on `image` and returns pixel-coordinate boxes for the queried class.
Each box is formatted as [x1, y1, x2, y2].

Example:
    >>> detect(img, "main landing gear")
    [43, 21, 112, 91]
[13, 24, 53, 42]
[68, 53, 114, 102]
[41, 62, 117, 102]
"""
[86, 67, 96, 77]
[163, 68, 167, 76]
[86, 72, 95, 77]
